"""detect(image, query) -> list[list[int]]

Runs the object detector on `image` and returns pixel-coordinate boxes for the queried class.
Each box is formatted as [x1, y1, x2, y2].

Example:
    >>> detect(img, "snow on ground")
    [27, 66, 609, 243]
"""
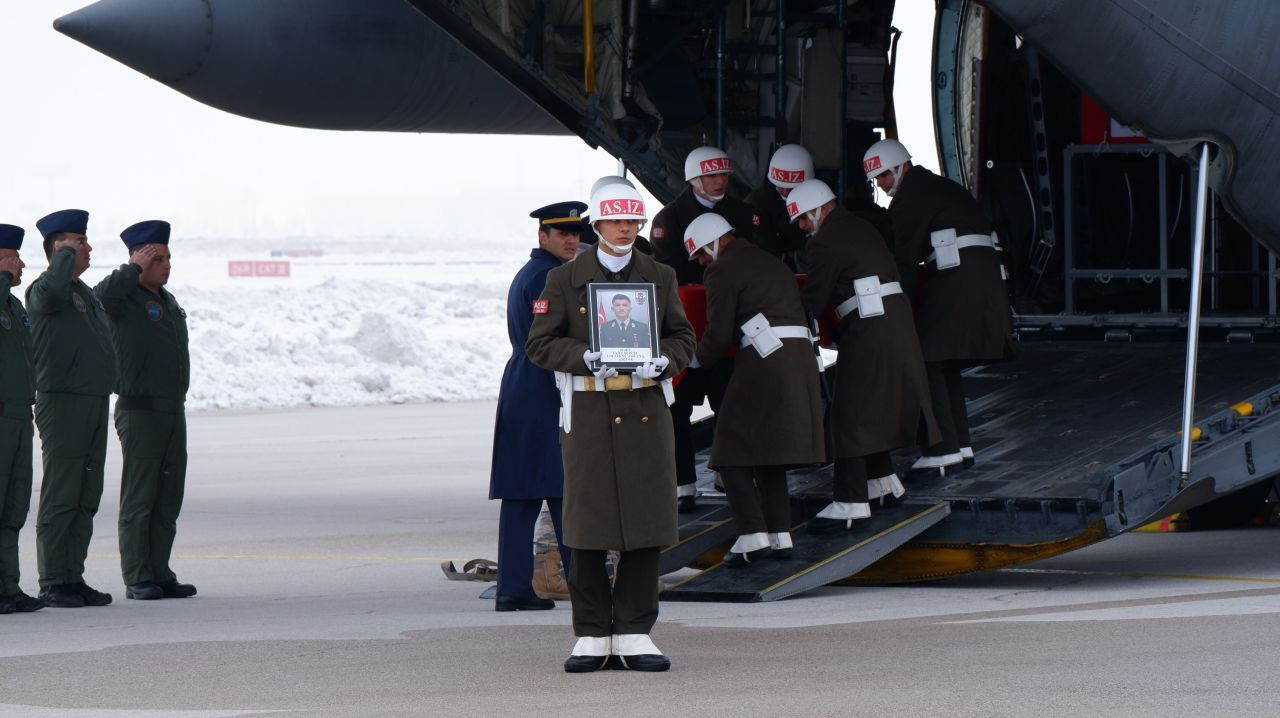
[30, 235, 530, 411]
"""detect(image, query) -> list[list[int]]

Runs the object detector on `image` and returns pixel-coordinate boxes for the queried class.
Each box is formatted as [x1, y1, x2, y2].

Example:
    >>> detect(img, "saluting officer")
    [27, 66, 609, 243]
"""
[94, 220, 196, 601]
[27, 209, 117, 608]
[488, 201, 585, 612]
[790, 180, 939, 530]
[650, 147, 758, 511]
[683, 213, 824, 564]
[863, 140, 1014, 475]
[745, 144, 815, 269]
[526, 183, 695, 673]
[0, 225, 42, 614]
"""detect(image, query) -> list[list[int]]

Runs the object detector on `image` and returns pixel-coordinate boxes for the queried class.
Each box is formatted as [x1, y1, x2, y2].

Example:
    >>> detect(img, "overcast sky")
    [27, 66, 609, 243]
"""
[0, 1, 936, 242]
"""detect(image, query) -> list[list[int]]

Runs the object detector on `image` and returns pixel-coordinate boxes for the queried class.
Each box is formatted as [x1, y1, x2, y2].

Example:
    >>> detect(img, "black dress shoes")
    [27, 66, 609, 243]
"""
[39, 584, 86, 608]
[10, 591, 45, 612]
[0, 595, 13, 614]
[564, 637, 612, 673]
[495, 595, 555, 612]
[722, 546, 772, 568]
[74, 582, 113, 606]
[127, 582, 164, 600]
[677, 495, 698, 513]
[158, 579, 198, 598]
[614, 634, 671, 672]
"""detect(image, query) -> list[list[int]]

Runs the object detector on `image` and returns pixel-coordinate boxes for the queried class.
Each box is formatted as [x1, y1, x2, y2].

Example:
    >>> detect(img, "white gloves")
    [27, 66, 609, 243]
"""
[583, 350, 618, 380]
[636, 356, 670, 380]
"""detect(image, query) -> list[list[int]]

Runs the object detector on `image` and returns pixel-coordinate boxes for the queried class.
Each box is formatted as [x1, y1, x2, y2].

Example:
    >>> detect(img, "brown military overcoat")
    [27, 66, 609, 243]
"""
[696, 239, 826, 469]
[526, 247, 696, 551]
[888, 166, 1015, 365]
[801, 208, 940, 459]
[651, 186, 761, 285]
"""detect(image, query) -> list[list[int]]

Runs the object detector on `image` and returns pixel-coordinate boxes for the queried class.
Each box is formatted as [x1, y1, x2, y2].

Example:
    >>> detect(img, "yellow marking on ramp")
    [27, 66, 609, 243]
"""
[1001, 567, 1280, 585]
[19, 551, 461, 563]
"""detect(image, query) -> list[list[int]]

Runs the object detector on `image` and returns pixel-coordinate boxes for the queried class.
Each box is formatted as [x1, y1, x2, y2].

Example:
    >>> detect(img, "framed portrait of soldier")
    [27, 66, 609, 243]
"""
[587, 282, 660, 373]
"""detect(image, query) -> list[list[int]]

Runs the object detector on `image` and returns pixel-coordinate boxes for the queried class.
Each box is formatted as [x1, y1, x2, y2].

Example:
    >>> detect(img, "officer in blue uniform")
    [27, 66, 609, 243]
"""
[488, 201, 585, 611]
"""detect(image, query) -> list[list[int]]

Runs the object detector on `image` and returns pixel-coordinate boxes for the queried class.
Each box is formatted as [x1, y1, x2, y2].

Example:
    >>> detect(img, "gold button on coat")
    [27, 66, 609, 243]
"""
[614, 417, 623, 424]
[641, 416, 649, 423]
[579, 307, 587, 314]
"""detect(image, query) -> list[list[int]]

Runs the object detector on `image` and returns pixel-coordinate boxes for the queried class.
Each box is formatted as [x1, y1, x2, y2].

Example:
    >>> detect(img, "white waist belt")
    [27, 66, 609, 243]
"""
[554, 371, 675, 434]
[925, 229, 999, 268]
[738, 325, 811, 349]
[835, 280, 902, 319]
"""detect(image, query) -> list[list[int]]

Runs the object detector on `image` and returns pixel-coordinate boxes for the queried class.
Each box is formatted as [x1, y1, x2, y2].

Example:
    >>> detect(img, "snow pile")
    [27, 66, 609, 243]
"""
[60, 235, 534, 411]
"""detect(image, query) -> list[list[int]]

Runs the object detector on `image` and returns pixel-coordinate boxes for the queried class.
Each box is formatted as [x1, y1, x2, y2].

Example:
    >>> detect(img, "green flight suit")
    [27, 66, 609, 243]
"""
[0, 269, 36, 596]
[26, 246, 116, 588]
[95, 263, 190, 586]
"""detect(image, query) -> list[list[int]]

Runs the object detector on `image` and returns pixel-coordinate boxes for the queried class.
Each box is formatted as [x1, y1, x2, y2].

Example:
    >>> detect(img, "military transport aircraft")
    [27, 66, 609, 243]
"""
[55, 0, 1280, 601]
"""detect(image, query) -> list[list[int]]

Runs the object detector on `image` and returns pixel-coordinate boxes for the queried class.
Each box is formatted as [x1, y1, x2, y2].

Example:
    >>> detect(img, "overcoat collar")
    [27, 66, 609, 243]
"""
[569, 245, 663, 287]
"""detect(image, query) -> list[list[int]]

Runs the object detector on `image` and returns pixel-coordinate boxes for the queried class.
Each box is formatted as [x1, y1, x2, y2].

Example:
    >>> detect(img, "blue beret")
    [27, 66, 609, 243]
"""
[530, 201, 588, 232]
[0, 224, 23, 250]
[121, 220, 171, 249]
[36, 209, 89, 240]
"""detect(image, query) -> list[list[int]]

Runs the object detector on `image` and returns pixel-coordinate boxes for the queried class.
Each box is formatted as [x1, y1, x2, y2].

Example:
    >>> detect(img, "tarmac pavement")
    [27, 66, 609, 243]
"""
[1, 402, 1278, 717]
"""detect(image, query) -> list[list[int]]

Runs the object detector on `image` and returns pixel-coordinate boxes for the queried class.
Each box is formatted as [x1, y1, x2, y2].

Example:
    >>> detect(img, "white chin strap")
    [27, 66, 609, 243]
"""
[692, 177, 725, 203]
[803, 206, 825, 236]
[600, 237, 634, 255]
[886, 165, 906, 197]
[702, 238, 720, 260]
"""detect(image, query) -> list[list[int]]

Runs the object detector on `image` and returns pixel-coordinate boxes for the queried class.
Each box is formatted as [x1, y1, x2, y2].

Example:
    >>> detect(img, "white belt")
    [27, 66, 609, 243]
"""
[554, 371, 675, 434]
[738, 325, 811, 349]
[835, 279, 902, 319]
[925, 229, 1000, 268]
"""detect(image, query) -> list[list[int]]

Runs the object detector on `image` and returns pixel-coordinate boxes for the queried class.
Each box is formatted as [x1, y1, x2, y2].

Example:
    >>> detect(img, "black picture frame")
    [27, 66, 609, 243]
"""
[587, 282, 660, 373]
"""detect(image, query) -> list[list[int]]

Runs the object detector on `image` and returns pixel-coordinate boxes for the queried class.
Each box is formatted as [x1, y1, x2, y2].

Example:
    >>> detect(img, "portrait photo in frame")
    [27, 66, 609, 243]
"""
[587, 282, 660, 373]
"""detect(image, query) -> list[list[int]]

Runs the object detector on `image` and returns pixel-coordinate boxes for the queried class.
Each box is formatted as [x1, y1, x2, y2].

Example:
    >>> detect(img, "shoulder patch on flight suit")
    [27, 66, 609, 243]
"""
[145, 300, 164, 322]
[72, 292, 87, 313]
[0, 310, 10, 330]
[532, 299, 549, 315]
[651, 226, 665, 239]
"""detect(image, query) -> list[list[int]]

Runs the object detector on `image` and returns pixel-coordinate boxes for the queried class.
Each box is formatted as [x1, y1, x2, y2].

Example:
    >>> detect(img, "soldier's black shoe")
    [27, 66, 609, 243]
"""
[126, 582, 164, 600]
[7, 591, 44, 613]
[73, 582, 112, 606]
[807, 517, 855, 534]
[495, 595, 555, 611]
[39, 584, 86, 608]
[564, 637, 611, 673]
[677, 495, 698, 513]
[157, 579, 197, 598]
[0, 595, 13, 614]
[722, 546, 772, 568]
[614, 634, 671, 672]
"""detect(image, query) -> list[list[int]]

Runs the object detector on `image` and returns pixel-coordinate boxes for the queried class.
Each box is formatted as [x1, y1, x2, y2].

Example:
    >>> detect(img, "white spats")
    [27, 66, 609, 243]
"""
[880, 474, 906, 498]
[911, 452, 963, 470]
[676, 484, 696, 498]
[768, 532, 793, 550]
[816, 501, 871, 520]
[730, 532, 771, 554]
[570, 636, 612, 657]
[960, 446, 975, 459]
[613, 634, 663, 657]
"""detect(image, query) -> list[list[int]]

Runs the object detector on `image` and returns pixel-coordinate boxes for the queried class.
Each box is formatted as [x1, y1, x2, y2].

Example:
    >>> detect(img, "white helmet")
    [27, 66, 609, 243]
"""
[785, 179, 836, 224]
[684, 213, 734, 260]
[589, 175, 636, 198]
[683, 146, 734, 182]
[862, 139, 911, 179]
[767, 144, 814, 188]
[590, 184, 647, 223]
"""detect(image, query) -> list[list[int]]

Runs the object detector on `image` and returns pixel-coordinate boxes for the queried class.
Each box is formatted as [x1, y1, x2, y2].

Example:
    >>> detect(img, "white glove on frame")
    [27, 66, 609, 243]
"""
[583, 349, 618, 380]
[635, 356, 670, 380]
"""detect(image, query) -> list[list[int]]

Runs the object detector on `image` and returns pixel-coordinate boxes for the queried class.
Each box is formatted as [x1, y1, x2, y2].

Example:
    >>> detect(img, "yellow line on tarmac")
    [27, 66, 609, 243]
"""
[18, 551, 462, 563]
[1001, 567, 1280, 585]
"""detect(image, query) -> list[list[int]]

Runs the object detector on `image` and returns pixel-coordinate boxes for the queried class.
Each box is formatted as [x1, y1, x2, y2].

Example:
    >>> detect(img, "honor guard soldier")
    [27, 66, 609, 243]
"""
[94, 220, 196, 601]
[863, 140, 1014, 475]
[790, 180, 939, 530]
[526, 183, 695, 673]
[651, 147, 758, 511]
[0, 225, 43, 614]
[745, 144, 815, 269]
[488, 201, 584, 612]
[683, 213, 824, 564]
[27, 209, 117, 608]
